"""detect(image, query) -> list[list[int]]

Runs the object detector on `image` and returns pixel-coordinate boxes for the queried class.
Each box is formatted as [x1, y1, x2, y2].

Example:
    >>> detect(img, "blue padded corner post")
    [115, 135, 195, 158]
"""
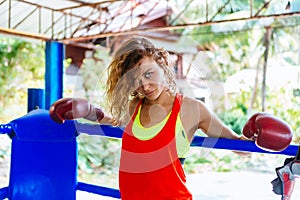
[45, 41, 64, 110]
[8, 109, 78, 200]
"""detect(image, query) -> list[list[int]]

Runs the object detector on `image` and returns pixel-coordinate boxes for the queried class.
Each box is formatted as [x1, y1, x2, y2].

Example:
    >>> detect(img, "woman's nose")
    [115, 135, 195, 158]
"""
[139, 79, 150, 91]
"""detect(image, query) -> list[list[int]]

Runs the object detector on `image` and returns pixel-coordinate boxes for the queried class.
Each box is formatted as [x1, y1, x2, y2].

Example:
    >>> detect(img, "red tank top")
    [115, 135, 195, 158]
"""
[119, 93, 192, 200]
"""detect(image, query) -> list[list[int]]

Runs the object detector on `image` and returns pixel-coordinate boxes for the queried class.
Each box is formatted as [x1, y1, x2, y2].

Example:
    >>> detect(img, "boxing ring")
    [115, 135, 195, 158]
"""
[0, 108, 298, 200]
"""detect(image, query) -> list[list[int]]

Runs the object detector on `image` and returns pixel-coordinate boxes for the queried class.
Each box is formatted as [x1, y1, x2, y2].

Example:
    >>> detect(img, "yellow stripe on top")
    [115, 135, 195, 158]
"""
[132, 104, 190, 158]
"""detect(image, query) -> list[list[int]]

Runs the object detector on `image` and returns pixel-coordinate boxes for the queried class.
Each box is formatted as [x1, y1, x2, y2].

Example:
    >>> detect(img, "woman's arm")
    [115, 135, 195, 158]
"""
[49, 97, 118, 126]
[197, 101, 240, 139]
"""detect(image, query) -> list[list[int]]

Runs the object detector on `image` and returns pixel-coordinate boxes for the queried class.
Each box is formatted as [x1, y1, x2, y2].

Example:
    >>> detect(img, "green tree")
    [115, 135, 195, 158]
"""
[0, 37, 45, 122]
[179, 0, 299, 134]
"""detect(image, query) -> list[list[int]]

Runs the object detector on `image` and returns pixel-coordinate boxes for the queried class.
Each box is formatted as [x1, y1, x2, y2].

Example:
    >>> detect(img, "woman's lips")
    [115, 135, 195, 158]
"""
[145, 90, 155, 96]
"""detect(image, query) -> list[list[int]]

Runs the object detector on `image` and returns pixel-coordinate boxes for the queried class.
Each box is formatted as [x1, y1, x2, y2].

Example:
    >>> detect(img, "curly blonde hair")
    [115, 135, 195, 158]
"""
[106, 37, 176, 121]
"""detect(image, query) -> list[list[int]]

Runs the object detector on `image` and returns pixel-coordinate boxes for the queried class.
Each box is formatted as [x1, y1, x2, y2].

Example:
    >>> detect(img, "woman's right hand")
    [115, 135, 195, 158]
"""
[49, 98, 104, 124]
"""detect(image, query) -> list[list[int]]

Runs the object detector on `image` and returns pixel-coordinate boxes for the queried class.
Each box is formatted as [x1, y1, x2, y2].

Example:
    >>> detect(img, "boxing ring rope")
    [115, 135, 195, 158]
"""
[4, 121, 297, 155]
[0, 111, 299, 199]
[76, 122, 299, 156]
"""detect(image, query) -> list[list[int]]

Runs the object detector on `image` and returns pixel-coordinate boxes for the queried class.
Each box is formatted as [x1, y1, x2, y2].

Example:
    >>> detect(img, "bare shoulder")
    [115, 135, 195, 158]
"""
[181, 96, 206, 113]
[180, 96, 203, 138]
[180, 96, 213, 137]
[181, 96, 214, 120]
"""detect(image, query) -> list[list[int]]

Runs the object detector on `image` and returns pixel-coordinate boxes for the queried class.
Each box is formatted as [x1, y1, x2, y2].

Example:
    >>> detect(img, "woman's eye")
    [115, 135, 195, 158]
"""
[144, 72, 152, 79]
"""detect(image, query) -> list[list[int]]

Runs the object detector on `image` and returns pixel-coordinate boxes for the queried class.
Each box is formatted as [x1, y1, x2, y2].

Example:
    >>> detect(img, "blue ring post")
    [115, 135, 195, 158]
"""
[45, 41, 64, 110]
[7, 109, 78, 200]
[27, 88, 45, 112]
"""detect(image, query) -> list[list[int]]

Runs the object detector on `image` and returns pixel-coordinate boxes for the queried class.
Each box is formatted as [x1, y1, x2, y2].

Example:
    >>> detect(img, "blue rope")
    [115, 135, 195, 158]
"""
[0, 124, 13, 135]
[77, 182, 120, 198]
[191, 135, 298, 156]
[0, 187, 8, 199]
[76, 123, 298, 156]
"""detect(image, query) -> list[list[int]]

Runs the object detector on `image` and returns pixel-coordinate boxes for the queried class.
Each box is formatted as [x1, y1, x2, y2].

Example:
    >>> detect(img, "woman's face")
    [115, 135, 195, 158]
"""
[134, 57, 167, 101]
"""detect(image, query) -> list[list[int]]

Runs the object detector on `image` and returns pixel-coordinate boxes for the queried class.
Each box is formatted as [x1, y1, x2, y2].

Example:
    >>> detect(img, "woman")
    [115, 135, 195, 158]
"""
[50, 37, 244, 199]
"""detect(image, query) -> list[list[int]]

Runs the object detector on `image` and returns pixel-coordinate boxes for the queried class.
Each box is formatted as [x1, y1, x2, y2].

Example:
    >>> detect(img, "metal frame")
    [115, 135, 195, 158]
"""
[0, 0, 299, 46]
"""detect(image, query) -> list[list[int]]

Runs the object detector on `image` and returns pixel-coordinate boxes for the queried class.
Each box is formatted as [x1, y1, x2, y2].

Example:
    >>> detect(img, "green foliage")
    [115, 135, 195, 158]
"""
[183, 2, 300, 173]
[184, 151, 212, 173]
[78, 49, 111, 109]
[218, 110, 248, 135]
[0, 37, 45, 122]
[77, 135, 121, 176]
[218, 91, 252, 135]
[184, 148, 250, 173]
[265, 87, 300, 143]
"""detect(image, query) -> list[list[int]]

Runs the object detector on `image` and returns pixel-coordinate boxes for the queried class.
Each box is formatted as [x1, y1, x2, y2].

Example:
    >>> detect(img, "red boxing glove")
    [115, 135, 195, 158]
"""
[49, 98, 104, 124]
[242, 113, 293, 151]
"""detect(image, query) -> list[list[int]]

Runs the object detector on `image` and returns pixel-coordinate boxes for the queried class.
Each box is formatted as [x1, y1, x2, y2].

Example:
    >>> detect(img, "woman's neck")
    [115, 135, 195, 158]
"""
[143, 90, 175, 107]
[140, 90, 176, 127]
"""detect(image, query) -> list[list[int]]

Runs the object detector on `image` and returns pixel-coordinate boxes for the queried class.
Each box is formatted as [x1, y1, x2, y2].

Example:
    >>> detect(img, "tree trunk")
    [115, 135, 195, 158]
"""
[261, 27, 272, 112]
